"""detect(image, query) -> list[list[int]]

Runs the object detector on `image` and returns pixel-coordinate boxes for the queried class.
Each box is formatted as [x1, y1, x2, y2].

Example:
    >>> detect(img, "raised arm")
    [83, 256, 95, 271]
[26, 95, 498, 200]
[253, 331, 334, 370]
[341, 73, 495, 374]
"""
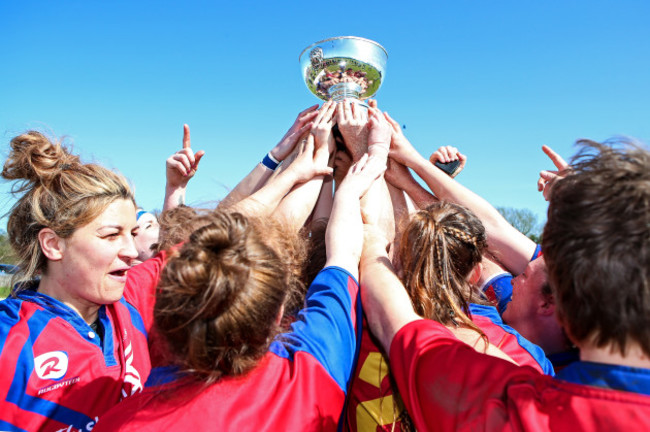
[163, 124, 205, 211]
[274, 102, 336, 231]
[219, 105, 319, 208]
[429, 145, 467, 178]
[537, 145, 569, 201]
[231, 135, 332, 217]
[360, 224, 421, 352]
[326, 153, 386, 280]
[385, 112, 536, 275]
[336, 100, 369, 162]
[360, 226, 516, 363]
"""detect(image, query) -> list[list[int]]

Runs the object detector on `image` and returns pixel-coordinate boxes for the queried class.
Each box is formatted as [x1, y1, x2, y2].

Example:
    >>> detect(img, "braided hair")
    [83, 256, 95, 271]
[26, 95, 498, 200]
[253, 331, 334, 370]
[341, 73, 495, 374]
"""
[399, 201, 489, 336]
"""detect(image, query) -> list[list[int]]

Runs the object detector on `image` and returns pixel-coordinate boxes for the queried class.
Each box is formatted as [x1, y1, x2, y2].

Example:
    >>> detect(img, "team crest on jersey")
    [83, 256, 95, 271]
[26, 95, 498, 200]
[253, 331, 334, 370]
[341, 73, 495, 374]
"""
[34, 351, 69, 380]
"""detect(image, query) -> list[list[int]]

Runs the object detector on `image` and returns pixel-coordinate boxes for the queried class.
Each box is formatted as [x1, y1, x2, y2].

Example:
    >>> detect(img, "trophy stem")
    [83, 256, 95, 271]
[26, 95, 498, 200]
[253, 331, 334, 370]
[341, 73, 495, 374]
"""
[328, 83, 363, 102]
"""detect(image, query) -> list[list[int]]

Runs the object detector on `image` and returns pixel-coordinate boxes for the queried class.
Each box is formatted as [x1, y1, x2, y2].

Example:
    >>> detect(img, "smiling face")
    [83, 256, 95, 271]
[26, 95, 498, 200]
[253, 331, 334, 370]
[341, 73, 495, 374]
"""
[133, 212, 160, 264]
[57, 199, 139, 309]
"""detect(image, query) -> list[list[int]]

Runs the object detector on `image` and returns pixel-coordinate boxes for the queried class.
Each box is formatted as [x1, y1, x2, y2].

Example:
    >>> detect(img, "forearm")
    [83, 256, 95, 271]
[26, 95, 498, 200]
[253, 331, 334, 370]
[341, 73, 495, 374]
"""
[219, 163, 274, 209]
[407, 154, 536, 275]
[325, 189, 362, 279]
[275, 175, 326, 231]
[361, 176, 395, 241]
[311, 177, 334, 223]
[360, 244, 421, 354]
[399, 176, 437, 209]
[162, 184, 186, 212]
[231, 168, 299, 217]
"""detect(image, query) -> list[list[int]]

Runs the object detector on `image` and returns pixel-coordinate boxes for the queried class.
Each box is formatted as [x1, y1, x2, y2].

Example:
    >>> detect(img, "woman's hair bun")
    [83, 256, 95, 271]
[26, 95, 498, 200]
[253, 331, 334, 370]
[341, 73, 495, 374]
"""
[2, 131, 80, 191]
[189, 212, 249, 256]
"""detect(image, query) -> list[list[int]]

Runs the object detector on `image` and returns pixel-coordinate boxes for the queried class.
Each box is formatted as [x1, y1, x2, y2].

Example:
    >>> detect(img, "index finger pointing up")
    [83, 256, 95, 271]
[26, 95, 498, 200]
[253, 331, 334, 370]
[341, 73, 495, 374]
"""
[542, 145, 568, 170]
[183, 124, 191, 149]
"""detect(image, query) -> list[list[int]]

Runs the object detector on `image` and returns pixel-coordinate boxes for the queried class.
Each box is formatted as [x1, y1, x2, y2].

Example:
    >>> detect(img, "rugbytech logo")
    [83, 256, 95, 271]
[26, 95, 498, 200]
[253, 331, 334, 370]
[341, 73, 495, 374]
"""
[34, 351, 69, 380]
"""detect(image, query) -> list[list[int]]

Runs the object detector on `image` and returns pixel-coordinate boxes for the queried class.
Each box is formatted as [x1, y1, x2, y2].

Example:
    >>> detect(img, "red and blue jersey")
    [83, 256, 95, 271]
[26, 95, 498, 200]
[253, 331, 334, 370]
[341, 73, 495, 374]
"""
[469, 303, 554, 375]
[481, 272, 513, 315]
[94, 266, 362, 431]
[390, 319, 650, 431]
[0, 252, 166, 432]
[557, 361, 650, 396]
[0, 288, 151, 432]
[344, 302, 553, 432]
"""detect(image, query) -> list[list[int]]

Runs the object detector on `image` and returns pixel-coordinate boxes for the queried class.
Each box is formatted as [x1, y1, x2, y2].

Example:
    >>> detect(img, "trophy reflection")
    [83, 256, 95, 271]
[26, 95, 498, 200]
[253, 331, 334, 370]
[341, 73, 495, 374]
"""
[299, 36, 388, 105]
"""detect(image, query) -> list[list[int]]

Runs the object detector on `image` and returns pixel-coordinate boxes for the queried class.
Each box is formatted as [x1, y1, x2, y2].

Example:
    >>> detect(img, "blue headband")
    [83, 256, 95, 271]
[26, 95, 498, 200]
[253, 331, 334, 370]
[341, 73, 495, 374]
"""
[136, 210, 148, 221]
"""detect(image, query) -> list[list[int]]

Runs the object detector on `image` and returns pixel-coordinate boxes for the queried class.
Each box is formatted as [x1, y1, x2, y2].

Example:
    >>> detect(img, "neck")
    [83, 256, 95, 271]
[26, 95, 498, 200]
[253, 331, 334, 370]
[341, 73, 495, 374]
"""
[38, 274, 99, 324]
[579, 341, 650, 369]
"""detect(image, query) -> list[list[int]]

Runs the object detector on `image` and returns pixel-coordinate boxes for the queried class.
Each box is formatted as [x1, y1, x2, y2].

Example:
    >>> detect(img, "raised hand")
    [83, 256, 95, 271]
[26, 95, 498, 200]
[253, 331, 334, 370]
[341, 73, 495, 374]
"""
[310, 101, 337, 154]
[336, 100, 369, 161]
[429, 145, 467, 178]
[537, 145, 569, 201]
[367, 107, 392, 159]
[384, 112, 419, 165]
[384, 157, 413, 190]
[166, 124, 205, 190]
[337, 153, 387, 199]
[271, 104, 319, 161]
[285, 134, 334, 184]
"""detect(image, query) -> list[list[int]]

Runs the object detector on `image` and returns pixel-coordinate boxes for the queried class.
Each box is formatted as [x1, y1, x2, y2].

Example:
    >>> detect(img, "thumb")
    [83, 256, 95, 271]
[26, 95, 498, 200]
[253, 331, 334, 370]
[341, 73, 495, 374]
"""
[193, 150, 205, 168]
[540, 170, 559, 181]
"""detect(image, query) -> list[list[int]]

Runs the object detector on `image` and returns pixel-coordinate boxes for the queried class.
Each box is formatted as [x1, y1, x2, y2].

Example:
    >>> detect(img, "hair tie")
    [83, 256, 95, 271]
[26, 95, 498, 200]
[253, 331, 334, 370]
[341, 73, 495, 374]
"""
[448, 307, 460, 327]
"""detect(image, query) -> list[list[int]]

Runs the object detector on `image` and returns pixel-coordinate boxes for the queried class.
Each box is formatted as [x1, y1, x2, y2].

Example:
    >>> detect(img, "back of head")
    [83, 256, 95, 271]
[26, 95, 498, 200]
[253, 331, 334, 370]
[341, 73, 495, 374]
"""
[543, 139, 650, 356]
[2, 131, 133, 283]
[154, 210, 300, 383]
[399, 201, 488, 328]
[154, 205, 212, 254]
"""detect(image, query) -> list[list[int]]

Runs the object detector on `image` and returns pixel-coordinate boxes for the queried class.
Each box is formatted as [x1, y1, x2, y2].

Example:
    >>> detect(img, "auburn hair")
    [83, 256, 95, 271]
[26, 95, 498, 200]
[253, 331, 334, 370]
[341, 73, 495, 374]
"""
[154, 210, 306, 382]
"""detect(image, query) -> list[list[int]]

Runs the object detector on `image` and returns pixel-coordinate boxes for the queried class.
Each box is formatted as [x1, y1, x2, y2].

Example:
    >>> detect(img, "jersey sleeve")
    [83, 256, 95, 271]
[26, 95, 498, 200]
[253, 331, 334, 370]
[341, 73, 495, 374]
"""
[123, 250, 169, 332]
[481, 273, 513, 315]
[270, 266, 361, 392]
[489, 244, 543, 316]
[389, 319, 541, 431]
[470, 304, 555, 376]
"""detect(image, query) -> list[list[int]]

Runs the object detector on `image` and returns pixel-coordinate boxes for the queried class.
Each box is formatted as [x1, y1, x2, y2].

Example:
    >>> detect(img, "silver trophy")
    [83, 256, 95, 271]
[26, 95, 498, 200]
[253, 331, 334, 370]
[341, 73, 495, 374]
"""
[299, 36, 388, 104]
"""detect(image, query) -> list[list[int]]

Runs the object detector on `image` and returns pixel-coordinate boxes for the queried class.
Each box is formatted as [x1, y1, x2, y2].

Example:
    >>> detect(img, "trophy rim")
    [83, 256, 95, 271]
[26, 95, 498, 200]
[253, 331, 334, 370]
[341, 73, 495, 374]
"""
[298, 36, 388, 62]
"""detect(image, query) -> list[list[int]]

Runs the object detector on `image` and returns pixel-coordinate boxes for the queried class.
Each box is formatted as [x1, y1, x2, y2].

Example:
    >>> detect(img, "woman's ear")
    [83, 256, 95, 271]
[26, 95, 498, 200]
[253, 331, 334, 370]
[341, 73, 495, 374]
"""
[38, 228, 64, 261]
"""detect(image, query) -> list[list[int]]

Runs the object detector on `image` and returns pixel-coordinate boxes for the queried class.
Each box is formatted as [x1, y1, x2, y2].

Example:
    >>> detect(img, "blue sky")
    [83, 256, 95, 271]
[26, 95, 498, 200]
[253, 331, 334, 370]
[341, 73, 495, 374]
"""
[2, 1, 649, 232]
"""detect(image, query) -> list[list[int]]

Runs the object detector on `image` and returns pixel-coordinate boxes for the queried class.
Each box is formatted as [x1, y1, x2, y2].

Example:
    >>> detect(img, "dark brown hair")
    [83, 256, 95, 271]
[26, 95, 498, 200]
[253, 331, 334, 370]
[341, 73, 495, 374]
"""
[2, 131, 133, 284]
[399, 201, 488, 335]
[154, 210, 306, 382]
[543, 139, 650, 356]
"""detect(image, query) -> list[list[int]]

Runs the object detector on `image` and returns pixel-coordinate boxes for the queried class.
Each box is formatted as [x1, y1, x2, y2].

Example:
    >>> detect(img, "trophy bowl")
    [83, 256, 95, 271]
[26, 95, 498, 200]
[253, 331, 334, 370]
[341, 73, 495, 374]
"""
[299, 36, 388, 102]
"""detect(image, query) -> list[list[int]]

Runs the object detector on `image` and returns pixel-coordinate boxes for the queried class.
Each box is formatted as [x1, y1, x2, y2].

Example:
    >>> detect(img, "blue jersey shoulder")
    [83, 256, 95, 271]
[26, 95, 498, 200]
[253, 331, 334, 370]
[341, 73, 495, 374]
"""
[470, 303, 555, 376]
[270, 266, 360, 392]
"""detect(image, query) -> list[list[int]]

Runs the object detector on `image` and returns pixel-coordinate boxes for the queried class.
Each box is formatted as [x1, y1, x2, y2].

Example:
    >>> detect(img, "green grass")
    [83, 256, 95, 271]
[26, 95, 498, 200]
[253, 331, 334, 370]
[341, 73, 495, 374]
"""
[0, 286, 11, 298]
